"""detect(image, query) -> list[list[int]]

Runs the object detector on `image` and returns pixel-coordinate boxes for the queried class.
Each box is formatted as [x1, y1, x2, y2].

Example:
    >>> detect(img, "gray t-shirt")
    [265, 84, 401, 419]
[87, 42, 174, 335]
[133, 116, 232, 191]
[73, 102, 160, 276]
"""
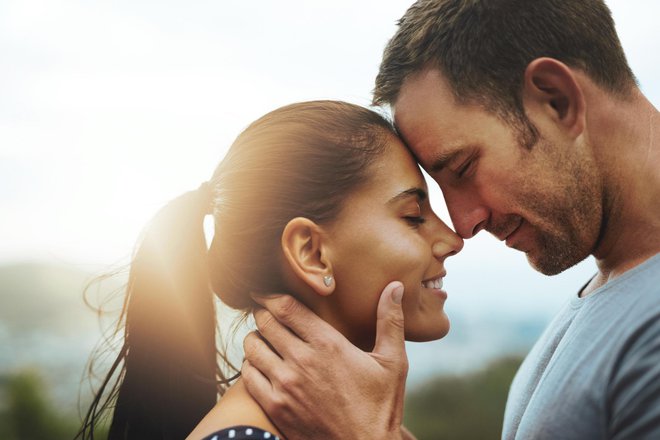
[502, 253, 660, 440]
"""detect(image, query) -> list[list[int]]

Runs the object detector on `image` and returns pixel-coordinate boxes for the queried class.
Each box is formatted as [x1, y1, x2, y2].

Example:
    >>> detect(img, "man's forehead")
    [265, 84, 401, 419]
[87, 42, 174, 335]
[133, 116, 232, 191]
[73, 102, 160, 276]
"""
[393, 69, 457, 114]
[393, 113, 468, 164]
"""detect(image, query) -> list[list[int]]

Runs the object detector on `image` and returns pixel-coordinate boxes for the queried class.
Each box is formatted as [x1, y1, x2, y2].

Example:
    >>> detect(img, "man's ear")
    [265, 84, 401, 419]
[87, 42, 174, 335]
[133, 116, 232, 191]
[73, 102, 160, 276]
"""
[522, 57, 586, 139]
[281, 217, 335, 296]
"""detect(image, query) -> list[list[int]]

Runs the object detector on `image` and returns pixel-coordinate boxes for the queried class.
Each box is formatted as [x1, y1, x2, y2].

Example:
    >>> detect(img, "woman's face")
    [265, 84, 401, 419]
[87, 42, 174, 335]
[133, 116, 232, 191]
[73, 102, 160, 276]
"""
[323, 135, 464, 350]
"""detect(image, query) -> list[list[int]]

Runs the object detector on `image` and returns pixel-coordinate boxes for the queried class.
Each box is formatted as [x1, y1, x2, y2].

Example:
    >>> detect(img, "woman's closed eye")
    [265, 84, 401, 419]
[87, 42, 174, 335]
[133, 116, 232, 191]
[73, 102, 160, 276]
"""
[396, 192, 428, 229]
[403, 214, 426, 228]
[403, 207, 426, 228]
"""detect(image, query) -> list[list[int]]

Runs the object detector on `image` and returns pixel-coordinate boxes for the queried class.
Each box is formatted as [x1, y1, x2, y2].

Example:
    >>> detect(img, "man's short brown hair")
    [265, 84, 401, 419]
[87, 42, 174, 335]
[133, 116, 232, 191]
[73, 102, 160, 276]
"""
[374, 0, 637, 132]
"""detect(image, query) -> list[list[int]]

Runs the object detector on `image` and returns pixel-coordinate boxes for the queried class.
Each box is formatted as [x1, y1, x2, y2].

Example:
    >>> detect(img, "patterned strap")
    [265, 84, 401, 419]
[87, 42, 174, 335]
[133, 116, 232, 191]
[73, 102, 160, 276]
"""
[201, 425, 279, 440]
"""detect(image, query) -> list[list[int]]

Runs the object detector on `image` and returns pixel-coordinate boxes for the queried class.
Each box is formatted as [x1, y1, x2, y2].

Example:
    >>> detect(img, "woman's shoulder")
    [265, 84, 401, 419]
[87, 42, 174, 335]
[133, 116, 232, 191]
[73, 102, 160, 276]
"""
[200, 425, 279, 440]
[187, 379, 283, 440]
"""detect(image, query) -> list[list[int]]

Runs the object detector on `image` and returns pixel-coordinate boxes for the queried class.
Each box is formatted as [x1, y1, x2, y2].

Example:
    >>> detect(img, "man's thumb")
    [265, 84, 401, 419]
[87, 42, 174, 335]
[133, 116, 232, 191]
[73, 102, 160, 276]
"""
[372, 281, 406, 359]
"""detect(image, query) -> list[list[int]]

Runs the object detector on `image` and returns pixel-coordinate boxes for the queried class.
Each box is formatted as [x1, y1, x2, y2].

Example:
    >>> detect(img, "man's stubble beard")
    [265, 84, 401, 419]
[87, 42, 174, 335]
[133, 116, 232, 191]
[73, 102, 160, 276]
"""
[515, 137, 602, 276]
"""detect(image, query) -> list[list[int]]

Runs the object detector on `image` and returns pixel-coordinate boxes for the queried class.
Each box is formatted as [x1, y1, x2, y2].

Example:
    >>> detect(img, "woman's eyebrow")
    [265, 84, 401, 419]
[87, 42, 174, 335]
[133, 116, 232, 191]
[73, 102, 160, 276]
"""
[388, 187, 428, 204]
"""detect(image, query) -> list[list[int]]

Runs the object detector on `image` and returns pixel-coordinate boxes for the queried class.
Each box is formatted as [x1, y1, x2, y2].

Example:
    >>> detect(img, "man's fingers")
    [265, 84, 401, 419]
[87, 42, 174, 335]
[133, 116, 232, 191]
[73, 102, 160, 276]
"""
[243, 329, 285, 370]
[372, 281, 407, 362]
[241, 358, 276, 410]
[252, 293, 337, 344]
[251, 307, 312, 361]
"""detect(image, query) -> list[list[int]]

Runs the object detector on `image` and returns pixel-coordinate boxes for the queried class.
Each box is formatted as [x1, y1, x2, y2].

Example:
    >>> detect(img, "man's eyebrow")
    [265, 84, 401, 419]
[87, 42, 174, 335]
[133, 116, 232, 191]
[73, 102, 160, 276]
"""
[428, 144, 480, 173]
[429, 150, 462, 173]
[388, 187, 428, 204]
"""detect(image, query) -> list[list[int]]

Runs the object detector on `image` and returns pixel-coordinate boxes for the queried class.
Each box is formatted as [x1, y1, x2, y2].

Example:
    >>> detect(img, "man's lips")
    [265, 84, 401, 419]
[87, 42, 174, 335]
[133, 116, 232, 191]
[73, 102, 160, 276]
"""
[488, 217, 524, 245]
[504, 219, 524, 248]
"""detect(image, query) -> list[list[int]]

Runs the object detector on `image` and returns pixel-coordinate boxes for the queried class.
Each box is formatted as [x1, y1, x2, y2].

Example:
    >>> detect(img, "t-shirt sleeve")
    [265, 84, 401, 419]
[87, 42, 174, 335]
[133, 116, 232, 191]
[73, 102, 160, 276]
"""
[200, 425, 279, 440]
[608, 314, 660, 439]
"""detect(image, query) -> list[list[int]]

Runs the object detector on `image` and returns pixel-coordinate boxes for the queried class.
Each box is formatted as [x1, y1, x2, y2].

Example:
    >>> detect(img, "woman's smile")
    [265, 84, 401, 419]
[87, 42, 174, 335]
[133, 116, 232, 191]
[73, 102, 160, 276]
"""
[421, 273, 445, 290]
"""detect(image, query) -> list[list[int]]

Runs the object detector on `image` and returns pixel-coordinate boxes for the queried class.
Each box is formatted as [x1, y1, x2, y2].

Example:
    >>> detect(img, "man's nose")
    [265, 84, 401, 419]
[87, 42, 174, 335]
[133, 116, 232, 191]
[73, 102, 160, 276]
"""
[443, 188, 489, 239]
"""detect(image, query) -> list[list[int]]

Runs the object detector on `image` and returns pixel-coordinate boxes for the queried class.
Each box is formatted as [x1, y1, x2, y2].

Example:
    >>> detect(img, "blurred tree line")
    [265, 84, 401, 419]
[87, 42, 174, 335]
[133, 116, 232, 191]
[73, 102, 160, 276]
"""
[0, 357, 521, 439]
[0, 371, 107, 440]
[404, 356, 523, 440]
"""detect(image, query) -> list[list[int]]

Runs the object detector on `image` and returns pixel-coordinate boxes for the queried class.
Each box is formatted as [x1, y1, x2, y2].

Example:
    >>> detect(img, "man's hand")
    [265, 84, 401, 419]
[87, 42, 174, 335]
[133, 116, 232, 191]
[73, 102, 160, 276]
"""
[241, 281, 409, 440]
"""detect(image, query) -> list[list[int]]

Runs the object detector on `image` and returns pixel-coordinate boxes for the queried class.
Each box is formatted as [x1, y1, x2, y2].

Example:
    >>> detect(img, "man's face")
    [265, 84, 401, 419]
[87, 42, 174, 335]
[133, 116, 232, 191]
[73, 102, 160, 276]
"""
[393, 69, 602, 275]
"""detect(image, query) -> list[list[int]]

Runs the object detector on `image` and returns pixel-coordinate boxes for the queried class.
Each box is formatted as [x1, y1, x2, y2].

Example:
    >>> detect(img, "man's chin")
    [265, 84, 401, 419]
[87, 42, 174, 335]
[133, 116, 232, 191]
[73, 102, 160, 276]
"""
[525, 244, 588, 276]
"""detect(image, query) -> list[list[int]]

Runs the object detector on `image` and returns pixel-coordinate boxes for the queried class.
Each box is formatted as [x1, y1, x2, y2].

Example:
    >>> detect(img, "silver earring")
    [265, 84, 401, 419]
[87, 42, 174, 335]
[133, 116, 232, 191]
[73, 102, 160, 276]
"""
[323, 275, 333, 287]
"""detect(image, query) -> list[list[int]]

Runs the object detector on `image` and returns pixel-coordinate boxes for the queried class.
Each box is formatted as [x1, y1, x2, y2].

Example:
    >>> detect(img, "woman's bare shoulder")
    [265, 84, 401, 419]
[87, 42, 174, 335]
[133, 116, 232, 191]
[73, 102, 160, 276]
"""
[186, 379, 282, 440]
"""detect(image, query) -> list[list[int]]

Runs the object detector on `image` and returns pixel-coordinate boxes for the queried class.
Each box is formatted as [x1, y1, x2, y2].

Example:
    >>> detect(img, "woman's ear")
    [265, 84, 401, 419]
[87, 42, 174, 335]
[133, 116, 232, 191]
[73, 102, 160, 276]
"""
[281, 217, 335, 296]
[522, 57, 586, 139]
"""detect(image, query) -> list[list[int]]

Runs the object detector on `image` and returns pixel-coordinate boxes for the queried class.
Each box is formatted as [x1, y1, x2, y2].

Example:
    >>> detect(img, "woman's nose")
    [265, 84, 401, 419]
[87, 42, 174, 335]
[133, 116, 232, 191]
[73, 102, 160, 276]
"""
[431, 223, 464, 260]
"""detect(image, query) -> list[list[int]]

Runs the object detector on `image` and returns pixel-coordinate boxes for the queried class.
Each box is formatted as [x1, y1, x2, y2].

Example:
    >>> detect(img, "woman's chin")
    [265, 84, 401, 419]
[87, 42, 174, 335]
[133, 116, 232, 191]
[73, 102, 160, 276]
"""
[404, 318, 450, 342]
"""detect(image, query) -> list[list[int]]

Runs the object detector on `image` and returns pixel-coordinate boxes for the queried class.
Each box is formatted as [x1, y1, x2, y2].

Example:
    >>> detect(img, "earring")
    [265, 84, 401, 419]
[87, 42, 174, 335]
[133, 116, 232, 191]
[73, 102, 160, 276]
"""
[323, 275, 333, 287]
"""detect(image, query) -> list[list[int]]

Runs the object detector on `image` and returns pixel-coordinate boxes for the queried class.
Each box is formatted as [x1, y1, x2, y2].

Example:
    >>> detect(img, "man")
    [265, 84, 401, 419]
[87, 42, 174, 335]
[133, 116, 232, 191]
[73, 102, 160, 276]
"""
[241, 0, 660, 438]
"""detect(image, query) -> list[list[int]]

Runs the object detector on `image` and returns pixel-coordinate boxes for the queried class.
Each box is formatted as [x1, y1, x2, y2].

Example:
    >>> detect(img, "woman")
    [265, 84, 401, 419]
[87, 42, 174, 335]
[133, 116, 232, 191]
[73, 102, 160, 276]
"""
[78, 101, 462, 440]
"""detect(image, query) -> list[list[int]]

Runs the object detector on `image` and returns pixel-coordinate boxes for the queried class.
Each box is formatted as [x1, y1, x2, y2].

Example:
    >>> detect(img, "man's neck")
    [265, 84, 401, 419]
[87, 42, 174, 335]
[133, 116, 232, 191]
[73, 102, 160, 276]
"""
[582, 91, 660, 296]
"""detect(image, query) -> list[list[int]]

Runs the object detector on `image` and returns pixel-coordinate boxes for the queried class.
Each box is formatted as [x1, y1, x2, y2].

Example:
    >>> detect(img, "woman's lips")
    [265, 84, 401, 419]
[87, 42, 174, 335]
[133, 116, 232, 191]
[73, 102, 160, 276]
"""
[421, 276, 443, 289]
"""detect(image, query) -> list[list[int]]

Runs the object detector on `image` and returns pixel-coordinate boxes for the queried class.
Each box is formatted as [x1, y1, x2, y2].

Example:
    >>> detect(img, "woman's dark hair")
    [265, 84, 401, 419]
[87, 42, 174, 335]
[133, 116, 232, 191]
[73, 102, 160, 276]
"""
[77, 101, 394, 439]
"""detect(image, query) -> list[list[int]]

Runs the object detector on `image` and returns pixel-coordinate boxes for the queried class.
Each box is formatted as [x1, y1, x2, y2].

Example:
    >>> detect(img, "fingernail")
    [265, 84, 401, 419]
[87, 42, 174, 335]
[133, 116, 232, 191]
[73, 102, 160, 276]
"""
[392, 283, 404, 304]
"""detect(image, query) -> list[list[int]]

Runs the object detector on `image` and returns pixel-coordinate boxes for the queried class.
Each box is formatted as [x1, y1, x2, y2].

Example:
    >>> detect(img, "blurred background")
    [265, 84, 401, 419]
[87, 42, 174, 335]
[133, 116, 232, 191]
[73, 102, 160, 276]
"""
[1, 1, 658, 438]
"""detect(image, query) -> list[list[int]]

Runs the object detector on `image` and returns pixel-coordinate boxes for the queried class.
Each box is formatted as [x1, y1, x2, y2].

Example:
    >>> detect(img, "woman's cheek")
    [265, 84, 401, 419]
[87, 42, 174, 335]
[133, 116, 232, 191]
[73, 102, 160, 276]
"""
[397, 237, 432, 304]
[392, 233, 429, 273]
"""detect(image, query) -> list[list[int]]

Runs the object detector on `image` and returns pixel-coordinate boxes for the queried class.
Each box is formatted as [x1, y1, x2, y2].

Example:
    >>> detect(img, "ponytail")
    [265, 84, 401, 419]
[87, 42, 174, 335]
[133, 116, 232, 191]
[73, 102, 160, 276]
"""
[79, 101, 395, 439]
[78, 184, 220, 440]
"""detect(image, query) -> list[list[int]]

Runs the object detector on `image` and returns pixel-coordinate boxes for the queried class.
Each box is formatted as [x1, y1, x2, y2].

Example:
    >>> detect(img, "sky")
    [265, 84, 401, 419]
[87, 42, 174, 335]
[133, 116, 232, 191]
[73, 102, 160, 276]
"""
[1, 0, 658, 321]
